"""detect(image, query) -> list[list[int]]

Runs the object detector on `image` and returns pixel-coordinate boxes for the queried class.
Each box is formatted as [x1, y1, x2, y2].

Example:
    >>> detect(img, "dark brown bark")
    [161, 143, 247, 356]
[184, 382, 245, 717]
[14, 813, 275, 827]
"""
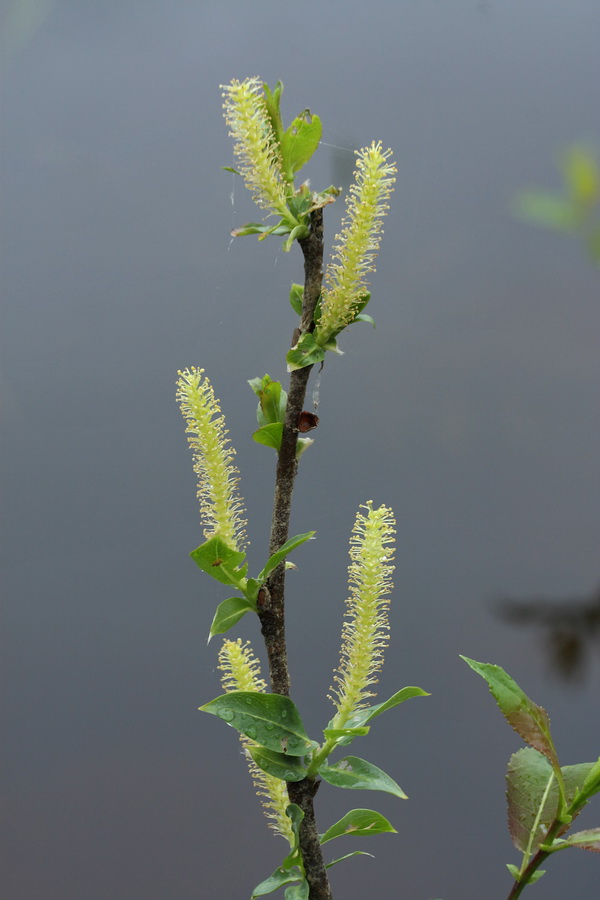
[257, 209, 333, 899]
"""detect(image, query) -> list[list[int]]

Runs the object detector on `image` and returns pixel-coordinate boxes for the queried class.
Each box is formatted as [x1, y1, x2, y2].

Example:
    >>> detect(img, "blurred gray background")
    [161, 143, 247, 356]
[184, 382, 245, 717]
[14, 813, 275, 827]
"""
[2, 1, 599, 898]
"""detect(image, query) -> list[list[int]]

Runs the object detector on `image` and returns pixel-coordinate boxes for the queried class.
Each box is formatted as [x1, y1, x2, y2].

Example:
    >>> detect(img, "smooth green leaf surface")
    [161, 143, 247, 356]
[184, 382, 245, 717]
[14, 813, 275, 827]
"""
[280, 803, 304, 869]
[506, 748, 596, 853]
[286, 190, 312, 221]
[262, 81, 285, 149]
[245, 578, 260, 602]
[574, 757, 600, 807]
[353, 313, 375, 327]
[280, 111, 322, 176]
[289, 283, 304, 316]
[287, 333, 326, 372]
[318, 756, 407, 798]
[461, 657, 558, 767]
[552, 828, 600, 852]
[320, 809, 397, 844]
[252, 867, 302, 898]
[190, 536, 246, 586]
[258, 532, 315, 582]
[286, 803, 304, 838]
[208, 596, 254, 640]
[253, 423, 284, 451]
[325, 851, 374, 868]
[250, 375, 287, 427]
[232, 222, 291, 238]
[506, 863, 520, 881]
[295, 436, 314, 459]
[284, 880, 309, 900]
[249, 746, 308, 782]
[283, 223, 310, 251]
[528, 870, 546, 884]
[344, 686, 430, 730]
[199, 691, 314, 756]
[506, 863, 546, 885]
[322, 726, 370, 747]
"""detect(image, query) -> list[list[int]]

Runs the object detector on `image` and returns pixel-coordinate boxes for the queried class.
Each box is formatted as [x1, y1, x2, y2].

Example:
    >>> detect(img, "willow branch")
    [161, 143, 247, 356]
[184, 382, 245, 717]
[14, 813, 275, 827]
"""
[257, 208, 324, 695]
[257, 209, 332, 900]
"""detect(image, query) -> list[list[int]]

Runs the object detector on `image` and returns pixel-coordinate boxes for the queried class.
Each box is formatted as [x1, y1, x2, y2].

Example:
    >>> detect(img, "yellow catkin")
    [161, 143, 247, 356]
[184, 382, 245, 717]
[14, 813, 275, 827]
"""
[218, 639, 294, 846]
[221, 77, 288, 218]
[331, 502, 396, 725]
[315, 143, 396, 346]
[176, 367, 247, 552]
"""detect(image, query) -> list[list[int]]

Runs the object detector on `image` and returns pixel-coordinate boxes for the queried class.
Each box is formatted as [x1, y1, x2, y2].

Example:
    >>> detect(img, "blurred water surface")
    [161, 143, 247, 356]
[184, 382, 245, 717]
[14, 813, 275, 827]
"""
[2, 2, 599, 898]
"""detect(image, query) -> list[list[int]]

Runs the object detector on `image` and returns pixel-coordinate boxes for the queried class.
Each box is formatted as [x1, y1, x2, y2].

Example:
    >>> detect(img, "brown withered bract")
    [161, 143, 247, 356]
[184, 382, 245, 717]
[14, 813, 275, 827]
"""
[298, 411, 319, 433]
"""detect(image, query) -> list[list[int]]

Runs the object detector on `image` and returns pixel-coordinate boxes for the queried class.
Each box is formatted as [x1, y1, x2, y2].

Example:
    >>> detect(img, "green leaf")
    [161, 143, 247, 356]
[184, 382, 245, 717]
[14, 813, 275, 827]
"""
[562, 146, 600, 206]
[550, 828, 600, 852]
[285, 803, 304, 840]
[289, 283, 304, 316]
[318, 756, 407, 798]
[232, 222, 292, 238]
[249, 375, 287, 427]
[253, 423, 284, 452]
[249, 746, 308, 782]
[283, 223, 310, 251]
[325, 851, 374, 868]
[461, 657, 559, 768]
[506, 863, 546, 885]
[286, 189, 313, 221]
[296, 436, 314, 459]
[262, 81, 285, 150]
[280, 110, 322, 177]
[353, 313, 375, 328]
[280, 803, 305, 870]
[528, 870, 546, 884]
[222, 165, 241, 175]
[322, 726, 371, 747]
[343, 686, 430, 732]
[190, 536, 246, 587]
[319, 809, 397, 844]
[208, 596, 254, 640]
[286, 333, 326, 372]
[251, 867, 302, 898]
[199, 691, 315, 756]
[506, 863, 520, 882]
[284, 880, 309, 900]
[258, 532, 316, 583]
[245, 578, 260, 602]
[574, 757, 600, 807]
[506, 747, 596, 853]
[513, 192, 579, 232]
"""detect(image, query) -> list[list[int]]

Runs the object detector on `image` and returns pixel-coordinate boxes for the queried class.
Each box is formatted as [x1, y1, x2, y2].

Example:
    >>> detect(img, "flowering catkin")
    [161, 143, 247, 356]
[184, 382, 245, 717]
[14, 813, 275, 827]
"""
[331, 502, 396, 725]
[315, 142, 396, 347]
[221, 77, 288, 218]
[176, 367, 247, 552]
